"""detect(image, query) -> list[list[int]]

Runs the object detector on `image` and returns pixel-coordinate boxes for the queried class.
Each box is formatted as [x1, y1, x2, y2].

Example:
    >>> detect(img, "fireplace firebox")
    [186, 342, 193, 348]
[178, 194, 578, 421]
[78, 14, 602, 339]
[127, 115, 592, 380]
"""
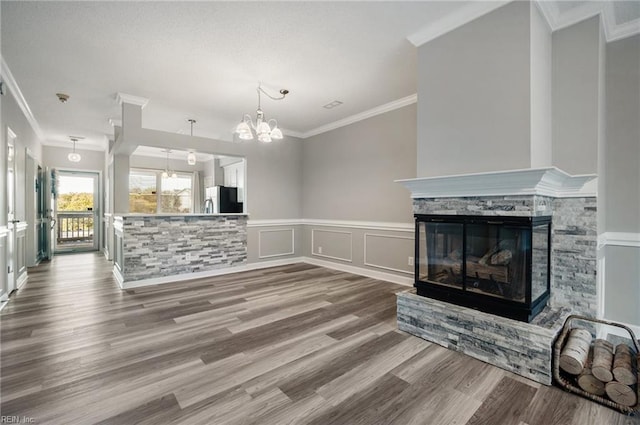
[414, 214, 551, 322]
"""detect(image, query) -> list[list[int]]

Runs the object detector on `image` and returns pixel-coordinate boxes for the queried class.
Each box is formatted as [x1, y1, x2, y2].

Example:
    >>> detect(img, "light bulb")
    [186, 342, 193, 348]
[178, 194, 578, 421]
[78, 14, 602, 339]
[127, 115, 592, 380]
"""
[68, 152, 81, 162]
[162, 171, 168, 179]
[171, 172, 177, 179]
[235, 121, 251, 135]
[257, 121, 271, 135]
[270, 127, 283, 139]
[239, 131, 253, 140]
[258, 133, 272, 143]
[187, 152, 196, 165]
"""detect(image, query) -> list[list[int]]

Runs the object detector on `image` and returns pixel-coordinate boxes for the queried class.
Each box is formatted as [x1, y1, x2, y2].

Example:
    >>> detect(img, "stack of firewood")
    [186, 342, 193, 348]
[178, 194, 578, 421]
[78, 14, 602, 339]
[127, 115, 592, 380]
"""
[559, 328, 638, 407]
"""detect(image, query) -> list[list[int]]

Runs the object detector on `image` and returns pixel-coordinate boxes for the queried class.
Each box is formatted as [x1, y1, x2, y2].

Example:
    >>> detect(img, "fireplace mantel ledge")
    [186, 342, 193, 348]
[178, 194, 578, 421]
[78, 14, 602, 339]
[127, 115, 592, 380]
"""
[396, 167, 596, 199]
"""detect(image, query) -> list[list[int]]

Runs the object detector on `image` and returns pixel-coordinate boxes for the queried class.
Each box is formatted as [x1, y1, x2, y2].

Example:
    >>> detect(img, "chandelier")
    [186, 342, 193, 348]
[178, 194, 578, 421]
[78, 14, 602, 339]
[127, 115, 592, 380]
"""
[68, 137, 82, 162]
[235, 83, 289, 143]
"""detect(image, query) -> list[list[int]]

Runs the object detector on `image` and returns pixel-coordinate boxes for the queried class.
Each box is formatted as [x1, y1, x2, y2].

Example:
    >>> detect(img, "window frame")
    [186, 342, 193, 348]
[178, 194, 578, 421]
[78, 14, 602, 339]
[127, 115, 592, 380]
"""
[129, 167, 194, 214]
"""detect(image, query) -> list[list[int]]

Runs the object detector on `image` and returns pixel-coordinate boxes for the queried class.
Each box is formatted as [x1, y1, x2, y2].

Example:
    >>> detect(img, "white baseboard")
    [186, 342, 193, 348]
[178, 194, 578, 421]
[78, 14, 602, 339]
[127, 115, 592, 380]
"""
[301, 256, 413, 287]
[16, 272, 28, 290]
[113, 256, 413, 290]
[599, 319, 640, 340]
[117, 257, 305, 290]
[0, 299, 8, 312]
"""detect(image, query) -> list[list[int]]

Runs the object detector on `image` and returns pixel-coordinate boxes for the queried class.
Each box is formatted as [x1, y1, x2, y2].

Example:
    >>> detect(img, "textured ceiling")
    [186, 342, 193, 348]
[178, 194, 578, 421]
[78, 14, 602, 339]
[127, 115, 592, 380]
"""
[2, 1, 639, 152]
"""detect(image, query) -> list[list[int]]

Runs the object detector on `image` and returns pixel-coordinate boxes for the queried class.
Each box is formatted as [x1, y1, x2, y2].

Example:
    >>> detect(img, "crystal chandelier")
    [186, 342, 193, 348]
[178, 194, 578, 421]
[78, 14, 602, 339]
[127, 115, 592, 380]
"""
[235, 83, 288, 143]
[68, 137, 82, 162]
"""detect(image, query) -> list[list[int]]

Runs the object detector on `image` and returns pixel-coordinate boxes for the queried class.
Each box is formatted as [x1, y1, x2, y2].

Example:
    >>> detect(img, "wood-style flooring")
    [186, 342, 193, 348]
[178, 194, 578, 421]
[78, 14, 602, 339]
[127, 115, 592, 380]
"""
[1, 253, 637, 424]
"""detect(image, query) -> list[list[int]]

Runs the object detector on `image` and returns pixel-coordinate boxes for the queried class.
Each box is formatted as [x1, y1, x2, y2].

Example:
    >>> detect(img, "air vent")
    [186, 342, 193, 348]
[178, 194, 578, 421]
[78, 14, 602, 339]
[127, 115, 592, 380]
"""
[323, 100, 343, 109]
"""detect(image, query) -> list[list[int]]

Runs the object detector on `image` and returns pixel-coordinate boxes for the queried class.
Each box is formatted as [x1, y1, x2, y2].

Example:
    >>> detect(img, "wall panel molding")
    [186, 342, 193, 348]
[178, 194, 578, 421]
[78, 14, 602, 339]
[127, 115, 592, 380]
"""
[363, 233, 414, 275]
[258, 228, 295, 259]
[248, 218, 413, 232]
[311, 229, 353, 263]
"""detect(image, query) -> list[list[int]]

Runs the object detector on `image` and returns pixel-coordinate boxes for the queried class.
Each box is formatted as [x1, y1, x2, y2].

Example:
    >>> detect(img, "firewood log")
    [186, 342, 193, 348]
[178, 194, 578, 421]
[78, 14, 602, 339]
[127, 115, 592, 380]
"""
[605, 381, 637, 407]
[560, 328, 592, 375]
[612, 344, 637, 386]
[592, 339, 614, 382]
[578, 348, 606, 396]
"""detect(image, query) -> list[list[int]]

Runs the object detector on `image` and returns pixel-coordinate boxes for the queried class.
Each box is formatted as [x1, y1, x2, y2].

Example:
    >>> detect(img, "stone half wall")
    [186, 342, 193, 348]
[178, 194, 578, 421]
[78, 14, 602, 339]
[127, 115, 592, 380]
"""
[121, 215, 247, 282]
[412, 195, 597, 317]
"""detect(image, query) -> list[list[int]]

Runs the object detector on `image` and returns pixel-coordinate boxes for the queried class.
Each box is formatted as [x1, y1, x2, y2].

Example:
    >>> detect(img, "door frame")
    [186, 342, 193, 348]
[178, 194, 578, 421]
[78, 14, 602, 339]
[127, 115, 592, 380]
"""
[6, 127, 17, 293]
[54, 170, 101, 253]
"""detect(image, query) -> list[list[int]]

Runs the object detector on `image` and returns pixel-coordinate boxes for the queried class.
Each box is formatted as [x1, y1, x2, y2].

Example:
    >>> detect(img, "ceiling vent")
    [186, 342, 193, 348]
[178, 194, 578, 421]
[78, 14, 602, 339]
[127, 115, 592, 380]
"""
[323, 100, 343, 109]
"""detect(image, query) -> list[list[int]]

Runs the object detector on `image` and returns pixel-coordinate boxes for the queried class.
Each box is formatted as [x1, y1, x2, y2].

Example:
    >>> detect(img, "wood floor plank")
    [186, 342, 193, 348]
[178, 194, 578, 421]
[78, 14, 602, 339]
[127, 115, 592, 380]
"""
[0, 253, 636, 425]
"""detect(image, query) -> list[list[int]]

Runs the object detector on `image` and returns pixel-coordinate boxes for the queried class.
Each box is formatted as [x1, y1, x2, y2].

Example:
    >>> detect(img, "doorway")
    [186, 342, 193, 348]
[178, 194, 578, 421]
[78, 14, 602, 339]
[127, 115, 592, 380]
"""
[55, 171, 100, 253]
[6, 128, 17, 293]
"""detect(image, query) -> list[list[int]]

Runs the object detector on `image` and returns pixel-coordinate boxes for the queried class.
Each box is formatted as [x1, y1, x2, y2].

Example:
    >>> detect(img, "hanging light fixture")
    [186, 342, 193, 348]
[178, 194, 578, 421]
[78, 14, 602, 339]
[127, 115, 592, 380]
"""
[68, 137, 82, 162]
[162, 149, 177, 179]
[234, 83, 288, 143]
[187, 119, 197, 165]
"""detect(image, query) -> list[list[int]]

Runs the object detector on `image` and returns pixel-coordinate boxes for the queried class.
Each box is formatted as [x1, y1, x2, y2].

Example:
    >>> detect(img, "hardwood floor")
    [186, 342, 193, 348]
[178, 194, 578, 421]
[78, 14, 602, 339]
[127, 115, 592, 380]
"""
[1, 253, 637, 425]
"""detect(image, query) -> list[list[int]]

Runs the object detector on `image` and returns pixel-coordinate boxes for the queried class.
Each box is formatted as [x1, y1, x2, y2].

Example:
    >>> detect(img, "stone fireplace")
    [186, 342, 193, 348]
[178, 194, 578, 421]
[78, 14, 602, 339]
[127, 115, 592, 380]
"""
[395, 168, 598, 384]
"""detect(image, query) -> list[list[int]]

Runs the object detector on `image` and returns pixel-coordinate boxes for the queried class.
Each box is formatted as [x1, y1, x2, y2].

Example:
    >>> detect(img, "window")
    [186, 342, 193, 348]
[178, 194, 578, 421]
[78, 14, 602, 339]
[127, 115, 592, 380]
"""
[129, 169, 193, 214]
[160, 173, 192, 213]
[129, 170, 157, 213]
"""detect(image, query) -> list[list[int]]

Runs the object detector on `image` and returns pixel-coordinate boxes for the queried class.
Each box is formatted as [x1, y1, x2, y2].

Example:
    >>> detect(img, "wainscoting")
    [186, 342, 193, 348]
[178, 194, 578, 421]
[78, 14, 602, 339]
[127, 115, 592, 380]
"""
[598, 232, 640, 335]
[247, 219, 414, 286]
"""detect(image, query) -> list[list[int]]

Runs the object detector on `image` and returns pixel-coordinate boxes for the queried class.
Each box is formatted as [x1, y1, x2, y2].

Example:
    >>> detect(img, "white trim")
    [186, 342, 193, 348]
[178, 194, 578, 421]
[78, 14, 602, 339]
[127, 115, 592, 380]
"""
[15, 222, 28, 232]
[599, 320, 640, 341]
[407, 1, 510, 47]
[536, 0, 639, 43]
[597, 252, 605, 320]
[16, 272, 28, 290]
[302, 256, 413, 287]
[113, 265, 124, 289]
[363, 233, 414, 275]
[301, 94, 417, 139]
[109, 118, 123, 128]
[396, 167, 597, 199]
[116, 92, 149, 108]
[304, 219, 414, 232]
[0, 300, 9, 312]
[248, 219, 414, 233]
[607, 17, 640, 43]
[0, 226, 8, 237]
[117, 258, 304, 289]
[311, 229, 353, 263]
[0, 56, 45, 140]
[598, 232, 640, 248]
[113, 256, 413, 290]
[248, 219, 305, 228]
[258, 228, 295, 259]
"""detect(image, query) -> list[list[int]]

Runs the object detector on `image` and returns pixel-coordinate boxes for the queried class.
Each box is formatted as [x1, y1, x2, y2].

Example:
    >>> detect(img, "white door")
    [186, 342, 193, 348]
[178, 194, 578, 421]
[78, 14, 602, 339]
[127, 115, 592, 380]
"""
[7, 128, 17, 293]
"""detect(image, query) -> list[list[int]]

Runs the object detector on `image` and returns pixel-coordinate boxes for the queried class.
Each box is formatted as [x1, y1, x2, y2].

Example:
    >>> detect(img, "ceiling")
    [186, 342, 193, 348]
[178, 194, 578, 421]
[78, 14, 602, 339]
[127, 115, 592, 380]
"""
[2, 1, 639, 152]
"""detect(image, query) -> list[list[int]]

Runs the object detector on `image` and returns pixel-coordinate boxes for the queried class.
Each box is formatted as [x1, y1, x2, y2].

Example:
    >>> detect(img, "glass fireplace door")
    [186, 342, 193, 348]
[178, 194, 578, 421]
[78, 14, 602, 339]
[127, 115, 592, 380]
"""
[417, 221, 464, 289]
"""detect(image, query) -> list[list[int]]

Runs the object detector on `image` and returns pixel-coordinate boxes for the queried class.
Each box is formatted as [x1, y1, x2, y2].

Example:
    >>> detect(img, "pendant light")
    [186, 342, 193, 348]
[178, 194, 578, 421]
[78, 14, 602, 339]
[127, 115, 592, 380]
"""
[234, 83, 288, 142]
[68, 137, 82, 162]
[187, 119, 197, 165]
[162, 149, 177, 179]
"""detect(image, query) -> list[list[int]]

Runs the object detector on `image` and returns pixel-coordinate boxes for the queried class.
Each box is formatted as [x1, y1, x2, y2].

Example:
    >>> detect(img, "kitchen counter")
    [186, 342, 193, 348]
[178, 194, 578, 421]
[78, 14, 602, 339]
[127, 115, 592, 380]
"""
[113, 214, 247, 287]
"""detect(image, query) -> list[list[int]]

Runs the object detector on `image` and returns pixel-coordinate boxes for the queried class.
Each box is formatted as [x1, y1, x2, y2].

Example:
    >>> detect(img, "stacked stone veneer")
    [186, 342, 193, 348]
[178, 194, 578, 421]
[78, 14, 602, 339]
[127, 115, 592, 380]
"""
[397, 291, 571, 384]
[400, 195, 597, 385]
[119, 215, 247, 282]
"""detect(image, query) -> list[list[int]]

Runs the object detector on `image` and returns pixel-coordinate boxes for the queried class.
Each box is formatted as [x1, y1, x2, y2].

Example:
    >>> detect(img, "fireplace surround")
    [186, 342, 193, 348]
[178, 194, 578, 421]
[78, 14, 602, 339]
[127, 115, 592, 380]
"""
[415, 214, 551, 322]
[395, 168, 598, 385]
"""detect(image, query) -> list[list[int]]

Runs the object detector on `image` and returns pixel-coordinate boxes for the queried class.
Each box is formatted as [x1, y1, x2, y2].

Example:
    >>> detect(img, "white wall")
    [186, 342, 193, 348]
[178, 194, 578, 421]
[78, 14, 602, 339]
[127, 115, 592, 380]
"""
[551, 16, 601, 175]
[42, 145, 105, 172]
[529, 2, 552, 167]
[417, 1, 532, 177]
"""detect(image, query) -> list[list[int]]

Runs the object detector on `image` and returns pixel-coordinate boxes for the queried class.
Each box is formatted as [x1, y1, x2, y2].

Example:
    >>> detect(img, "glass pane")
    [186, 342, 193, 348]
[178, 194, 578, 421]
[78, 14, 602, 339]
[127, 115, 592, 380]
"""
[419, 222, 464, 289]
[531, 224, 549, 301]
[160, 174, 192, 213]
[466, 224, 528, 302]
[129, 171, 157, 213]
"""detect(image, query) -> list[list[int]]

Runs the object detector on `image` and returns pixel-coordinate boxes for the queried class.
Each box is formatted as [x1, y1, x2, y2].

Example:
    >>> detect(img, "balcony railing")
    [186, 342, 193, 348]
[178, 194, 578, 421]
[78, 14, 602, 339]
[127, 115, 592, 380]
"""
[57, 212, 94, 243]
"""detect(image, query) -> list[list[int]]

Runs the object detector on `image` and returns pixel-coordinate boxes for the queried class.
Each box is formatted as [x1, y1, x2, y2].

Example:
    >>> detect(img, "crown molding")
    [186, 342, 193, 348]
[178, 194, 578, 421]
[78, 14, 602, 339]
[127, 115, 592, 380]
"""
[407, 1, 511, 47]
[116, 92, 149, 108]
[0, 56, 45, 140]
[537, 0, 639, 42]
[301, 94, 417, 139]
[109, 118, 122, 127]
[396, 167, 597, 199]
